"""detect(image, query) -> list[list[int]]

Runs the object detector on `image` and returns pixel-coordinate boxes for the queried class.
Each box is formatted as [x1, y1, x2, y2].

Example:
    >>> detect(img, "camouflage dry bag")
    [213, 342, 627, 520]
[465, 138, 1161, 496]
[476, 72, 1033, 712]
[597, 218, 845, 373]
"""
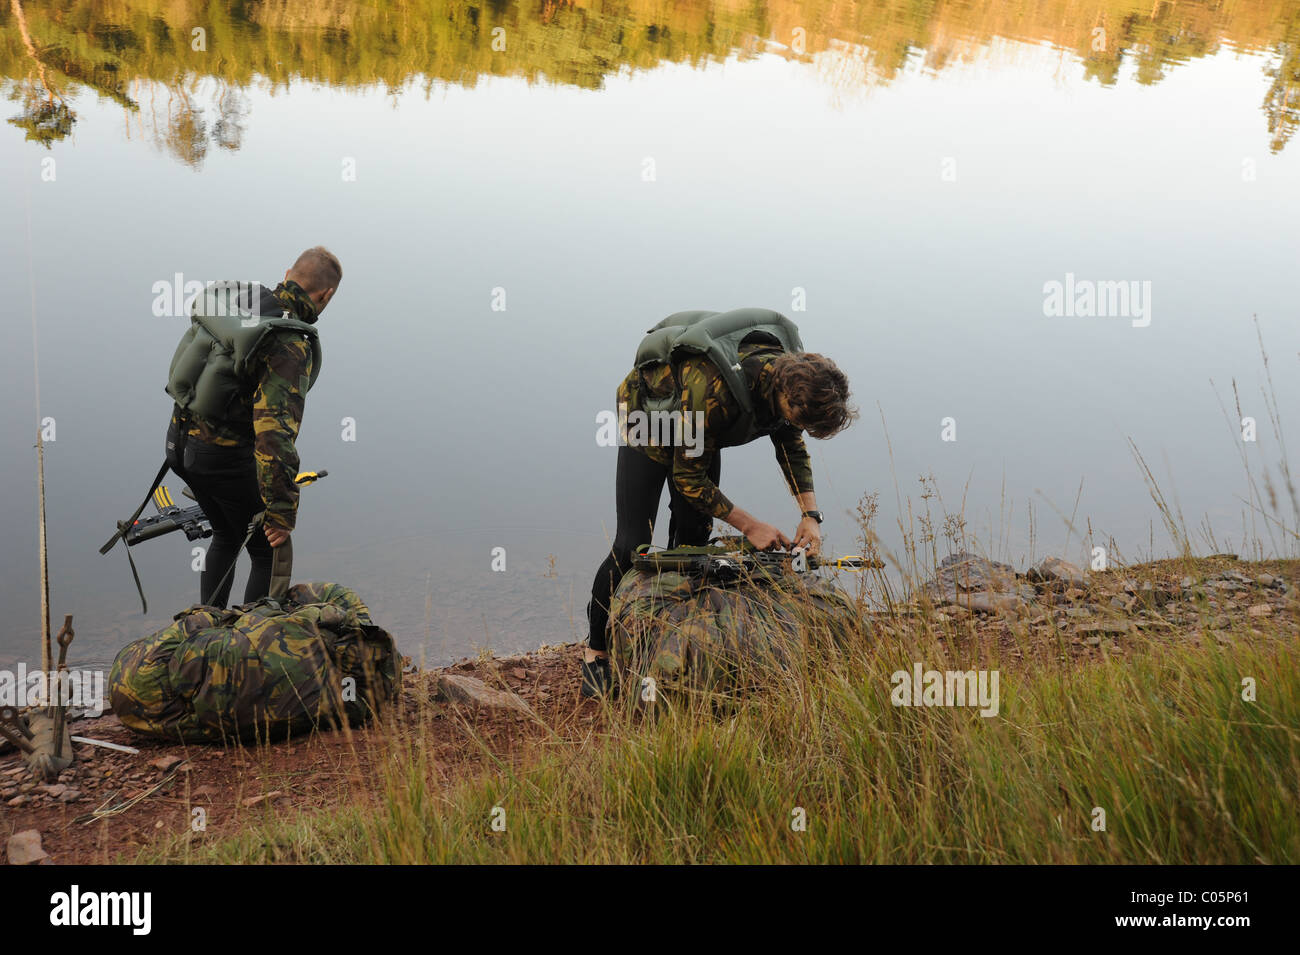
[109, 582, 400, 742]
[607, 546, 860, 700]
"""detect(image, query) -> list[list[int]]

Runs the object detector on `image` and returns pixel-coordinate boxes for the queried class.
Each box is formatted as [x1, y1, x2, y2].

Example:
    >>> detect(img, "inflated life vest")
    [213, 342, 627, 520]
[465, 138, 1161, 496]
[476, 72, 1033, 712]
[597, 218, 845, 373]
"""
[633, 308, 802, 446]
[165, 281, 322, 428]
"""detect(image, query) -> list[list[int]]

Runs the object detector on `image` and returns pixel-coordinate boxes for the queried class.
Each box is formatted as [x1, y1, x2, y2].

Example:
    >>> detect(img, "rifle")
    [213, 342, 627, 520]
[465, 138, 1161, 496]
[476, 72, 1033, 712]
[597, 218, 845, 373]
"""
[123, 471, 329, 547]
[123, 485, 210, 546]
[633, 540, 881, 583]
[102, 469, 328, 613]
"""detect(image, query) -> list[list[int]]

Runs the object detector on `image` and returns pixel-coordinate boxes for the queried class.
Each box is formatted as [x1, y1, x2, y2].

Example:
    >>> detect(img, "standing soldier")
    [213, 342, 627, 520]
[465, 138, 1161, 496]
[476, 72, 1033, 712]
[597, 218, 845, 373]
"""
[162, 247, 341, 607]
[583, 308, 857, 697]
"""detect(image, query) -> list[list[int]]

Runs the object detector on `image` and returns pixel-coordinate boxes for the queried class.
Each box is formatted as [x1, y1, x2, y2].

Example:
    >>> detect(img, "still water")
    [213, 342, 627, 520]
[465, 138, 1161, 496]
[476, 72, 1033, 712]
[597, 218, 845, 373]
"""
[2, 0, 1298, 669]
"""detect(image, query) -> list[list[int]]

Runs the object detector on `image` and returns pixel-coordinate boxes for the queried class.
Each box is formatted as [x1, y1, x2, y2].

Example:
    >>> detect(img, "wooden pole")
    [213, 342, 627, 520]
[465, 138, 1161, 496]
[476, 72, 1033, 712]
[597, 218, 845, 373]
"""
[26, 193, 50, 676]
[37, 431, 51, 675]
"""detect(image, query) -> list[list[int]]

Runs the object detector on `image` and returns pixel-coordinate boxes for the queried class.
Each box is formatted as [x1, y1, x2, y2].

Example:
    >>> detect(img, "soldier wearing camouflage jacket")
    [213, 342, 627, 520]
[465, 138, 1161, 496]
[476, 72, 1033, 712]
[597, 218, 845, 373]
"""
[584, 311, 857, 698]
[165, 247, 341, 608]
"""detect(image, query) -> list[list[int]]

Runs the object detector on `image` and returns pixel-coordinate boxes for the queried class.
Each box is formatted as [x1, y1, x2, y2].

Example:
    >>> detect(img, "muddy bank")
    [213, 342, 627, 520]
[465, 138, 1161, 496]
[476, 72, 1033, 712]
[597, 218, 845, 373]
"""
[1, 644, 596, 864]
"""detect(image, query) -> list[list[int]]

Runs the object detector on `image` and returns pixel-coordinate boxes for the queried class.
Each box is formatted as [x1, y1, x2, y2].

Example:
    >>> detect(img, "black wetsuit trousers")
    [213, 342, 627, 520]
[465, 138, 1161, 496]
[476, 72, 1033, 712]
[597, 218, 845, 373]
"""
[587, 445, 720, 651]
[166, 422, 273, 609]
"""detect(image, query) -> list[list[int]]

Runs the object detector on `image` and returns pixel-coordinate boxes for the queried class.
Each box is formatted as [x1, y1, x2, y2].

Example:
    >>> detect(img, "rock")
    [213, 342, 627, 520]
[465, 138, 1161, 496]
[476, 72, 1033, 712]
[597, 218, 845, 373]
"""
[1082, 636, 1103, 646]
[1109, 596, 1129, 611]
[6, 795, 29, 808]
[59, 788, 81, 803]
[1180, 576, 1196, 589]
[1246, 603, 1273, 617]
[1076, 621, 1130, 636]
[953, 591, 1025, 614]
[1029, 557, 1088, 588]
[38, 784, 66, 798]
[924, 552, 1028, 604]
[1064, 607, 1093, 619]
[6, 830, 47, 865]
[1132, 582, 1175, 609]
[151, 755, 184, 773]
[242, 791, 284, 809]
[1216, 571, 1254, 586]
[510, 667, 528, 681]
[1257, 574, 1277, 588]
[436, 674, 533, 714]
[1207, 580, 1245, 593]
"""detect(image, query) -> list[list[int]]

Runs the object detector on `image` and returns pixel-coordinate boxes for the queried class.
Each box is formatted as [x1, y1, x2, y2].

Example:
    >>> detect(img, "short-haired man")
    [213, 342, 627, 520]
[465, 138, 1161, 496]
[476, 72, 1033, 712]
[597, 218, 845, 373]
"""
[163, 246, 341, 607]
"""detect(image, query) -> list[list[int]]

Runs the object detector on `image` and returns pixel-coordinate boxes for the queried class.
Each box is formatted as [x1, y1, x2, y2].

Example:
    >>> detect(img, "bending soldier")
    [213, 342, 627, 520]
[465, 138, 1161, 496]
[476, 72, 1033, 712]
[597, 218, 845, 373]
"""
[583, 309, 857, 697]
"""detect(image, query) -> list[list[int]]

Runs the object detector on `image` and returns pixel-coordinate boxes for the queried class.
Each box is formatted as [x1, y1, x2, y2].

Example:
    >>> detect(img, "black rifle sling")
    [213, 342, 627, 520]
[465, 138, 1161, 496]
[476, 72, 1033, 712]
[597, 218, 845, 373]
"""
[98, 459, 171, 614]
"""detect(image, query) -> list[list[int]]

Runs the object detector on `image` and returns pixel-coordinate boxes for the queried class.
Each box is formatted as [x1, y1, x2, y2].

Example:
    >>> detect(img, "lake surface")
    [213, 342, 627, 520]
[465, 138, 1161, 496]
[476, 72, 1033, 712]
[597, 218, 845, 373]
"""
[2, 0, 1299, 670]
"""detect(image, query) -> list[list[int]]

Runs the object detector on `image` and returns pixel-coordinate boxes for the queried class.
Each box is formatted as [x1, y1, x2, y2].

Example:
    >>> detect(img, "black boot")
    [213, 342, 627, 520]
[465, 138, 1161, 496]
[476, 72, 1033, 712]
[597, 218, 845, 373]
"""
[580, 656, 615, 699]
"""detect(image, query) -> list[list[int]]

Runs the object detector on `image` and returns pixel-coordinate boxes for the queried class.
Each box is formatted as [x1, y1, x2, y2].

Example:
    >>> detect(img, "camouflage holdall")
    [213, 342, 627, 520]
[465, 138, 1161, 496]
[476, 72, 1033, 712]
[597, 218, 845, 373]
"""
[607, 555, 860, 700]
[109, 582, 400, 743]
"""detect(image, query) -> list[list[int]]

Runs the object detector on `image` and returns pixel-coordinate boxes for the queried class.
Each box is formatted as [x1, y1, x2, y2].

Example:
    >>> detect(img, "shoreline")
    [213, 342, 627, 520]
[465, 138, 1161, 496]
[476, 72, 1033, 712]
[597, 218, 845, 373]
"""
[3, 553, 1296, 864]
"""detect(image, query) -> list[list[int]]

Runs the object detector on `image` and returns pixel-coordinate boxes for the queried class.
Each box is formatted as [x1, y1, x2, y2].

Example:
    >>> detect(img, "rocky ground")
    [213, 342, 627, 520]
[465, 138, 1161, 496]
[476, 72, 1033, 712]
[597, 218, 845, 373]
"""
[914, 552, 1296, 657]
[3, 554, 1296, 864]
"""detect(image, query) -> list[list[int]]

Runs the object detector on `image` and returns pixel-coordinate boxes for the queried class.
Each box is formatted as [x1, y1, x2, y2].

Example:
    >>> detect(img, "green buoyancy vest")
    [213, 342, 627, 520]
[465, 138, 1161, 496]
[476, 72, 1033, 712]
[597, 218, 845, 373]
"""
[634, 308, 803, 447]
[165, 281, 322, 427]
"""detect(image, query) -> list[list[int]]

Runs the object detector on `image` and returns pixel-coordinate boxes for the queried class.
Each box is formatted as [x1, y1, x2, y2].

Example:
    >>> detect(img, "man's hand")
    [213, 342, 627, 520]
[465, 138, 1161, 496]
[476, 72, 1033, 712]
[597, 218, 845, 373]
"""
[792, 516, 822, 555]
[727, 506, 792, 551]
[264, 525, 291, 548]
[745, 521, 792, 551]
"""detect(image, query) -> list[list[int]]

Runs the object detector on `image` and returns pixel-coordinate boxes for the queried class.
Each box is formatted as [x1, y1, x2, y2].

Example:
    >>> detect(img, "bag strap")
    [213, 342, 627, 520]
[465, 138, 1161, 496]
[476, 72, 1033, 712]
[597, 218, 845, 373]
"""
[268, 534, 293, 601]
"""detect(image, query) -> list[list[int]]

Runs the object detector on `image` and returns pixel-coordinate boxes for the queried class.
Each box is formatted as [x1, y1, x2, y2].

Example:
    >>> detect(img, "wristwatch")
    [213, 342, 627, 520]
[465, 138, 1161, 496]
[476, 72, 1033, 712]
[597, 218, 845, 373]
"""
[801, 510, 824, 524]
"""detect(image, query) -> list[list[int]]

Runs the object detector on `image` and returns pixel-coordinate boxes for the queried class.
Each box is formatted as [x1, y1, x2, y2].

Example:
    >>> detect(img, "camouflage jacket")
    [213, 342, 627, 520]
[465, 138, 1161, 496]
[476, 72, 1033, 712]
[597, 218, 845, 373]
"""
[616, 343, 814, 519]
[171, 280, 318, 531]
